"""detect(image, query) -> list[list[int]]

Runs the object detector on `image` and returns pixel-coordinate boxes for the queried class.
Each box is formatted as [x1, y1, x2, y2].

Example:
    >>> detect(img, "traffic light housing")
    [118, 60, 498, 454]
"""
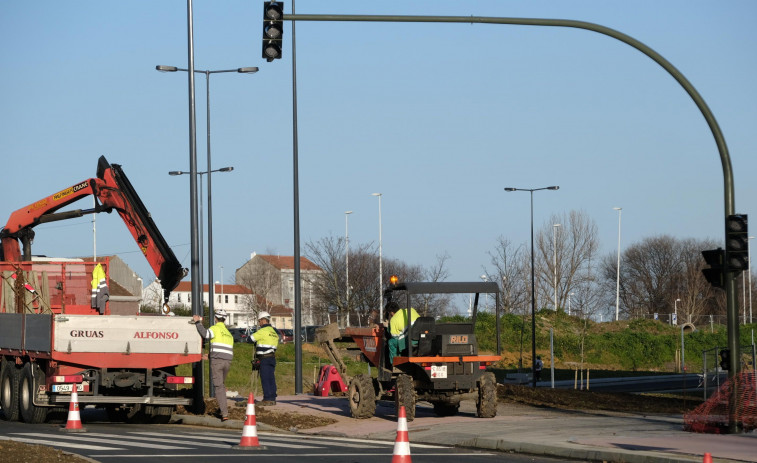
[262, 2, 284, 61]
[725, 214, 748, 272]
[701, 248, 725, 289]
[719, 349, 730, 371]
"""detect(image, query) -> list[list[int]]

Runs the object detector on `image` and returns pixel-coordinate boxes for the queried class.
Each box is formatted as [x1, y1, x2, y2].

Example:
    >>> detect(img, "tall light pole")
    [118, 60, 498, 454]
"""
[553, 223, 561, 311]
[345, 211, 353, 327]
[220, 265, 224, 309]
[169, 166, 233, 306]
[158, 64, 257, 315]
[568, 292, 574, 316]
[749, 236, 754, 324]
[613, 207, 622, 321]
[675, 298, 681, 325]
[504, 186, 559, 388]
[372, 193, 383, 322]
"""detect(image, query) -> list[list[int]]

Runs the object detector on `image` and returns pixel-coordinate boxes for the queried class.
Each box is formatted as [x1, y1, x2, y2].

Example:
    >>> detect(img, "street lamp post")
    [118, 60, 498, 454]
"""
[504, 186, 559, 388]
[749, 236, 754, 324]
[372, 193, 383, 322]
[480, 275, 489, 311]
[674, 298, 681, 325]
[553, 223, 561, 311]
[345, 211, 353, 327]
[613, 207, 622, 321]
[568, 292, 574, 316]
[158, 64, 257, 316]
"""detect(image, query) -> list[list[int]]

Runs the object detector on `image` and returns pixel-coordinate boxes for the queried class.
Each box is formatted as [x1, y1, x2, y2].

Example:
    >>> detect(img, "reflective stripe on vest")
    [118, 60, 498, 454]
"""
[209, 323, 234, 359]
[252, 325, 279, 355]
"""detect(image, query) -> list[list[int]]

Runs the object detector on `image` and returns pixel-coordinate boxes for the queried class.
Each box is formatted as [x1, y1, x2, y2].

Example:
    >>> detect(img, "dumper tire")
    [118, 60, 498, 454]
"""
[395, 374, 416, 421]
[20, 362, 48, 424]
[477, 372, 497, 418]
[0, 360, 21, 422]
[348, 374, 376, 419]
[150, 405, 174, 424]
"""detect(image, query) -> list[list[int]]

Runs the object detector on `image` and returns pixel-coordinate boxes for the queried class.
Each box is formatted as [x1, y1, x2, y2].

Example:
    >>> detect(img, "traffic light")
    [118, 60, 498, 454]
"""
[725, 214, 749, 272]
[701, 248, 725, 289]
[719, 349, 730, 371]
[262, 2, 284, 61]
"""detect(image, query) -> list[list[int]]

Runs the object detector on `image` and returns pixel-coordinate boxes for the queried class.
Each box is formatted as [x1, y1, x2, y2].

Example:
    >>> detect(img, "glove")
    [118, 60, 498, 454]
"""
[251, 358, 261, 371]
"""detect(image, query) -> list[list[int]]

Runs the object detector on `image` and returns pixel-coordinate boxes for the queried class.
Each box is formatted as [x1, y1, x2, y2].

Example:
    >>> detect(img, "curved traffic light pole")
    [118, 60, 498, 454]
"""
[283, 13, 741, 431]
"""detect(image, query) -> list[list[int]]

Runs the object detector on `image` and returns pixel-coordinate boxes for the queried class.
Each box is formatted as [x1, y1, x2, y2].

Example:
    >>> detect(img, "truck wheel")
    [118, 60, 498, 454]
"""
[395, 374, 416, 421]
[0, 360, 21, 421]
[432, 402, 459, 417]
[476, 372, 497, 418]
[150, 405, 175, 424]
[20, 362, 48, 424]
[348, 374, 376, 419]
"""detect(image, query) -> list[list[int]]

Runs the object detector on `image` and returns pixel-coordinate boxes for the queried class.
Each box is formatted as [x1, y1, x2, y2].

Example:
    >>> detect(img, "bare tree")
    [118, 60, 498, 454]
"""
[484, 237, 528, 315]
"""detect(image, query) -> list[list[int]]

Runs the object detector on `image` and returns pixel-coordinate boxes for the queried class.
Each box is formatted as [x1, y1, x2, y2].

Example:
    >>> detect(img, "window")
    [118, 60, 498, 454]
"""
[234, 295, 238, 303]
[217, 295, 221, 303]
[224, 295, 229, 304]
[177, 294, 182, 303]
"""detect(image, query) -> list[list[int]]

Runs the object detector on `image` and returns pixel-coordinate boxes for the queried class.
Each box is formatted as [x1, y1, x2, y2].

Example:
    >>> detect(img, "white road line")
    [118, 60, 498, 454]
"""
[84, 432, 229, 448]
[0, 436, 122, 451]
[128, 432, 319, 449]
[172, 430, 447, 449]
[88, 453, 490, 459]
[12, 432, 188, 450]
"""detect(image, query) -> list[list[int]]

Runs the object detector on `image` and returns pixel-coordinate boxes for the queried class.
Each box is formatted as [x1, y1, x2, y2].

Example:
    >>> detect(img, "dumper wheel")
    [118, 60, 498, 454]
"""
[0, 360, 21, 422]
[20, 362, 48, 424]
[477, 372, 497, 418]
[395, 374, 416, 421]
[348, 374, 376, 419]
[432, 402, 459, 417]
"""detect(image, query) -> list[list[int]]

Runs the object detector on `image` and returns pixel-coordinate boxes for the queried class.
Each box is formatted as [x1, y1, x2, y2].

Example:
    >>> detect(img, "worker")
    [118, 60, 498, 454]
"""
[386, 302, 420, 365]
[250, 311, 279, 406]
[193, 308, 233, 421]
[534, 355, 544, 382]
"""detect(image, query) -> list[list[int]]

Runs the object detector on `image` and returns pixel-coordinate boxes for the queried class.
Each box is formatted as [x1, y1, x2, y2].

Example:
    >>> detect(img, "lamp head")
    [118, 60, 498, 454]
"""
[504, 188, 517, 192]
[168, 171, 184, 176]
[237, 67, 259, 74]
[156, 65, 178, 72]
[547, 186, 560, 190]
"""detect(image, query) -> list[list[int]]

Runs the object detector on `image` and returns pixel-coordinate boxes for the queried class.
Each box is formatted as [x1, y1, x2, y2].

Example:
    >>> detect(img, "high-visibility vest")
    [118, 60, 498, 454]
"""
[389, 308, 420, 340]
[251, 325, 279, 356]
[208, 322, 234, 360]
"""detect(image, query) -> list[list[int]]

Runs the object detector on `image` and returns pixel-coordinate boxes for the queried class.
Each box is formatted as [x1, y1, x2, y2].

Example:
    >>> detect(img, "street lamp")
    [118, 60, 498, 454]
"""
[568, 292, 574, 316]
[372, 193, 383, 322]
[169, 166, 234, 306]
[504, 185, 559, 388]
[345, 211, 353, 327]
[158, 64, 257, 315]
[613, 207, 622, 321]
[553, 223, 561, 311]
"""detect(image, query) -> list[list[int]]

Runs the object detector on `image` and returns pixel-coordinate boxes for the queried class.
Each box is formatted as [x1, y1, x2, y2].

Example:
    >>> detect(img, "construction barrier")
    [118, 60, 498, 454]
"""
[233, 392, 265, 450]
[392, 405, 411, 462]
[60, 387, 86, 432]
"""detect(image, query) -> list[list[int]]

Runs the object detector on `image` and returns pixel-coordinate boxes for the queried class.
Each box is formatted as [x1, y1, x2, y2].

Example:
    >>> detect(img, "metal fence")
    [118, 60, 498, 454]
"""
[701, 344, 757, 400]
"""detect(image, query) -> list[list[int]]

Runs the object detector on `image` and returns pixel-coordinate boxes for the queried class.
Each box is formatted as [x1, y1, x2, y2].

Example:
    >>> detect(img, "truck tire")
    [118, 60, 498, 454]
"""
[348, 374, 376, 419]
[432, 402, 459, 417]
[476, 372, 497, 418]
[20, 362, 48, 424]
[150, 405, 174, 424]
[18, 362, 47, 424]
[395, 374, 416, 421]
[0, 360, 21, 421]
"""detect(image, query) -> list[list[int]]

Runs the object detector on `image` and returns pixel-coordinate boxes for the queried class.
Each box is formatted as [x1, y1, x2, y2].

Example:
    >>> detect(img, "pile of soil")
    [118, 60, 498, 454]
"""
[177, 398, 338, 430]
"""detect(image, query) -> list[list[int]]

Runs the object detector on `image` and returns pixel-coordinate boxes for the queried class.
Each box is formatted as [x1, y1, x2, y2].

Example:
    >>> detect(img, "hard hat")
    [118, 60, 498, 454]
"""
[214, 308, 228, 319]
[258, 311, 271, 320]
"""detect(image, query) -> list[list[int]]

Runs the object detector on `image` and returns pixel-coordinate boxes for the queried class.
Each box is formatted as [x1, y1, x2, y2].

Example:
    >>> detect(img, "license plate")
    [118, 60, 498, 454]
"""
[51, 383, 89, 392]
[430, 365, 447, 379]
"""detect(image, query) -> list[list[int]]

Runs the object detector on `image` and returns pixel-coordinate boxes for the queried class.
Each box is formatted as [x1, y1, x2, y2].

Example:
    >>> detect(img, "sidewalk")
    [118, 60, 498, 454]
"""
[174, 394, 756, 463]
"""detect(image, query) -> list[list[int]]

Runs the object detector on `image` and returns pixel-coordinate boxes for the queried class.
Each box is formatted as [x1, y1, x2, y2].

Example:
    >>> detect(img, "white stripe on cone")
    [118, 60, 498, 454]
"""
[392, 405, 411, 462]
[238, 393, 260, 447]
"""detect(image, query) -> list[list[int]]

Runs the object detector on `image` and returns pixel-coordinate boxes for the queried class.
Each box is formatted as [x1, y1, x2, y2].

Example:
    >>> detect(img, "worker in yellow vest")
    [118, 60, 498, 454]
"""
[386, 302, 420, 365]
[250, 311, 279, 406]
[193, 308, 233, 421]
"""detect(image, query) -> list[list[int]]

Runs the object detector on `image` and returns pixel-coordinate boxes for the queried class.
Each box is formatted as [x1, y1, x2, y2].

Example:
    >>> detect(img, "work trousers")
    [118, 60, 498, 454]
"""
[211, 357, 232, 417]
[259, 355, 277, 402]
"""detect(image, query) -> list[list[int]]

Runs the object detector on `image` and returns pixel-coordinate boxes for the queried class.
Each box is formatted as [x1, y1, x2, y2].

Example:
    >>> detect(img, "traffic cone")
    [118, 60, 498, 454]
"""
[392, 405, 412, 462]
[60, 387, 86, 432]
[233, 393, 265, 450]
[703, 452, 713, 463]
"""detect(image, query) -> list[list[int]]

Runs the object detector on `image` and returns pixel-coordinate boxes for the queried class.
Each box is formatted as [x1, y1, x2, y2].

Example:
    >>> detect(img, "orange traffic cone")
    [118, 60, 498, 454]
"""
[60, 386, 86, 432]
[392, 405, 412, 462]
[233, 393, 265, 450]
[703, 452, 713, 463]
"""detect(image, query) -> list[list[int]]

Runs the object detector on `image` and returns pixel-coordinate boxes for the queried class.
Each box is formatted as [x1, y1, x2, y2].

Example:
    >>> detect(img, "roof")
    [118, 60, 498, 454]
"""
[174, 281, 253, 294]
[255, 254, 321, 271]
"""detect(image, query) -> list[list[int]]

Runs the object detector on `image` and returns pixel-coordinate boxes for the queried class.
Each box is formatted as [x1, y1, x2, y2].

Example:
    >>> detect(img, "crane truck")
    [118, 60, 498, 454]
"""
[0, 156, 200, 424]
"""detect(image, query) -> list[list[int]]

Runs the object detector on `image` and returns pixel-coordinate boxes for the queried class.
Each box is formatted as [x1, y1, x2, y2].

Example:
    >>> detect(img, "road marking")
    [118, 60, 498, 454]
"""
[88, 452, 490, 458]
[12, 432, 188, 450]
[85, 432, 230, 448]
[0, 436, 122, 451]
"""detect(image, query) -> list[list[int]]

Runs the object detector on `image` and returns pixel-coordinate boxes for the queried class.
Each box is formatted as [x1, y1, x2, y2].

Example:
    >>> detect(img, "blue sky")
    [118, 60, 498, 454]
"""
[1, 1, 755, 298]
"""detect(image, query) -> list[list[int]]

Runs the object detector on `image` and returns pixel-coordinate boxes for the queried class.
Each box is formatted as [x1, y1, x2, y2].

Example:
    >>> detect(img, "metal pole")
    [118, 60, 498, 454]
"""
[291, 0, 303, 394]
[614, 207, 622, 321]
[206, 71, 215, 319]
[553, 223, 560, 311]
[373, 193, 383, 321]
[749, 237, 754, 324]
[345, 211, 352, 327]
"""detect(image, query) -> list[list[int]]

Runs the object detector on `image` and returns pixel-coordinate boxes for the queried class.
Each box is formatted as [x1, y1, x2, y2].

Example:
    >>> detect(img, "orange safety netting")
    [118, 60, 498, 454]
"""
[684, 371, 757, 433]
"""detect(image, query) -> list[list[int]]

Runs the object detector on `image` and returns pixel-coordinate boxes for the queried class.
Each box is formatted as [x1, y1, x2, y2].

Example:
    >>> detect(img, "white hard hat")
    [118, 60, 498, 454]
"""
[214, 308, 228, 319]
[258, 311, 271, 320]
